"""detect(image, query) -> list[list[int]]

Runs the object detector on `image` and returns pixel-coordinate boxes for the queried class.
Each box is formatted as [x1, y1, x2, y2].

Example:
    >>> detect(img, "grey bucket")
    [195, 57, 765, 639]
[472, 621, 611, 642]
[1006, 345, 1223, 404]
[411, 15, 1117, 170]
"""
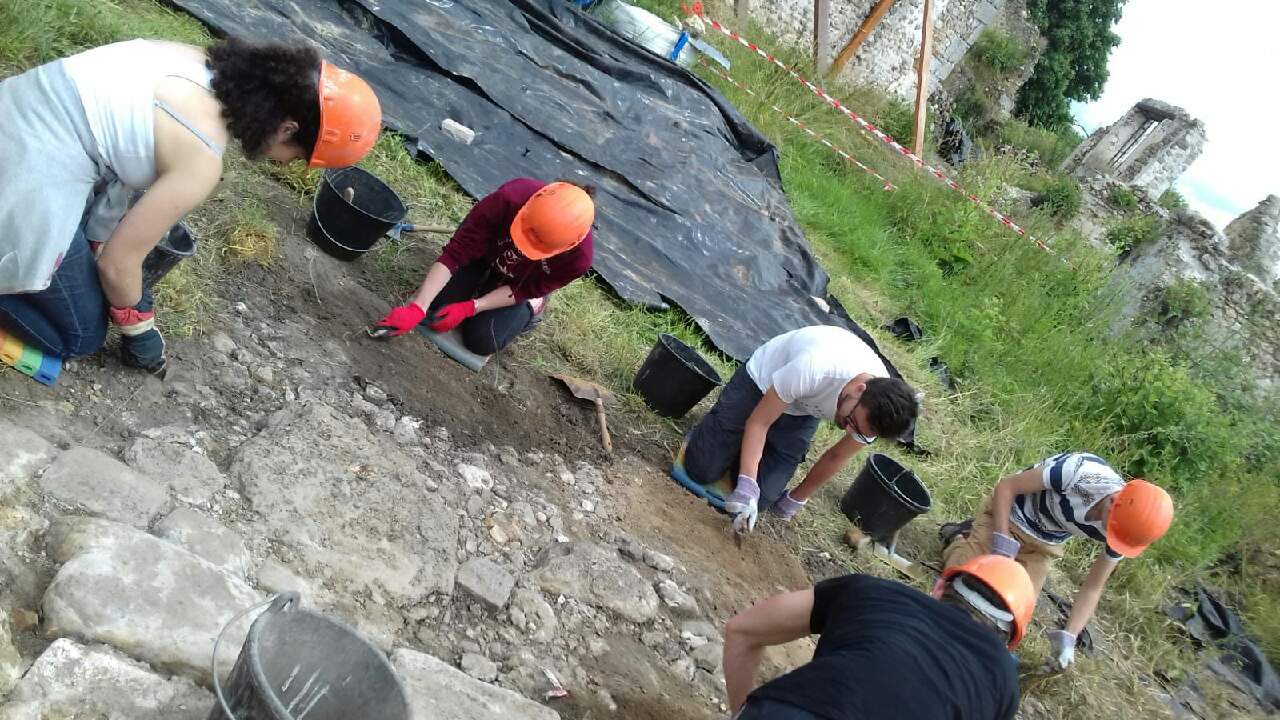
[209, 594, 410, 720]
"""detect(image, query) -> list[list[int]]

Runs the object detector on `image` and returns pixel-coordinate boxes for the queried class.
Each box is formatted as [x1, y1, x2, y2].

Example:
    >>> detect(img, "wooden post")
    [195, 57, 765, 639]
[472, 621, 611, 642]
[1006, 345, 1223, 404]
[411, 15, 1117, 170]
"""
[734, 0, 750, 23]
[813, 0, 831, 73]
[911, 0, 935, 157]
[832, 0, 897, 76]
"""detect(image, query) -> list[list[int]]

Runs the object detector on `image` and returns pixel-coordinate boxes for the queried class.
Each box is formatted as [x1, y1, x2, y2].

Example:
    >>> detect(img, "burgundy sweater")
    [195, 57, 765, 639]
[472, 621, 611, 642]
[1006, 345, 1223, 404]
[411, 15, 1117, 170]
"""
[437, 178, 594, 302]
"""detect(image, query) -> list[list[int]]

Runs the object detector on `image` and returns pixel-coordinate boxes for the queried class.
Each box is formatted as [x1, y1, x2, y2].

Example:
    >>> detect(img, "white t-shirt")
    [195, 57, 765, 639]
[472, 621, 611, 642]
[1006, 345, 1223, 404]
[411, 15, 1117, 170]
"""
[745, 326, 889, 421]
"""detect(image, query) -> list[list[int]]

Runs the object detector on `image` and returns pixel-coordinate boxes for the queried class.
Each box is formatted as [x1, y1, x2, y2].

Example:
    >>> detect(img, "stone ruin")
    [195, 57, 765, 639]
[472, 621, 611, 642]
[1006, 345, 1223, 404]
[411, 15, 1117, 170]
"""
[1064, 100, 1277, 387]
[1065, 98, 1207, 199]
[742, 0, 1039, 102]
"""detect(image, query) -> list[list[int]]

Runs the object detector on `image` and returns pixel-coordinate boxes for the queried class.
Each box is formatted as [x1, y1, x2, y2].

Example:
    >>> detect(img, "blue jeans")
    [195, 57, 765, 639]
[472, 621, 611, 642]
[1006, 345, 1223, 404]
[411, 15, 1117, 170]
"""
[0, 224, 107, 359]
[684, 366, 821, 507]
[737, 698, 824, 719]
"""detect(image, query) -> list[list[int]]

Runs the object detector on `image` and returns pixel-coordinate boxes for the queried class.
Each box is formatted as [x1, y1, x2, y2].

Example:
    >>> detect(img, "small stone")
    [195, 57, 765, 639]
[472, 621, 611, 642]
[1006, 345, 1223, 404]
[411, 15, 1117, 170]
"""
[643, 549, 676, 573]
[457, 557, 515, 611]
[691, 642, 723, 673]
[11, 608, 40, 632]
[535, 511, 548, 524]
[489, 524, 511, 545]
[557, 467, 575, 485]
[580, 499, 596, 513]
[680, 619, 722, 642]
[424, 478, 440, 492]
[365, 384, 388, 403]
[234, 302, 249, 314]
[498, 446, 520, 466]
[460, 652, 499, 682]
[209, 332, 237, 354]
[252, 365, 275, 385]
[508, 588, 557, 644]
[217, 364, 251, 390]
[374, 410, 397, 432]
[466, 494, 485, 517]
[233, 348, 255, 364]
[393, 416, 420, 446]
[656, 579, 700, 618]
[255, 559, 311, 596]
[457, 464, 493, 491]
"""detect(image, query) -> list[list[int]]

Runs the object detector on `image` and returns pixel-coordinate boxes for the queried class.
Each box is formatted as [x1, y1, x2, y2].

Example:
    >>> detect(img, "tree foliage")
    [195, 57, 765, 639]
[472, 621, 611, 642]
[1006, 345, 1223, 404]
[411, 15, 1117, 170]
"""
[1016, 0, 1127, 129]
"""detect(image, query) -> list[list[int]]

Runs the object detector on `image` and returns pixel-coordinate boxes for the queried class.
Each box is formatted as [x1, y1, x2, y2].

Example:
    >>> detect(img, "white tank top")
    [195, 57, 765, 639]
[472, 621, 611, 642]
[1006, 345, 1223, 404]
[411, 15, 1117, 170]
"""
[62, 39, 217, 189]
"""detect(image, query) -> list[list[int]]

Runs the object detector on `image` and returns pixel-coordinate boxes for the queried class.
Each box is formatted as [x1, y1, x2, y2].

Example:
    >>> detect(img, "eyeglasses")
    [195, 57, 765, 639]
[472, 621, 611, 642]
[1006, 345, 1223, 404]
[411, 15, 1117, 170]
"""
[846, 401, 878, 445]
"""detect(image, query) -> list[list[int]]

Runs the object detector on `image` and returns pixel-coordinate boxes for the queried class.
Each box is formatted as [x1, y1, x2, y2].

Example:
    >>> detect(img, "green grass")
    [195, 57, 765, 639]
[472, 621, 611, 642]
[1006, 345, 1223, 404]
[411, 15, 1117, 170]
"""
[971, 27, 1027, 73]
[997, 119, 1082, 168]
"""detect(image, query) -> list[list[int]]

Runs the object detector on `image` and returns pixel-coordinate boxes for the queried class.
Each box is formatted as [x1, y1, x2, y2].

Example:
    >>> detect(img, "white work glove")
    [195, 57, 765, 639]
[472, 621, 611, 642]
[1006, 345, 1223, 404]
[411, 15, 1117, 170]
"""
[1048, 629, 1077, 671]
[725, 474, 760, 534]
[990, 531, 1021, 559]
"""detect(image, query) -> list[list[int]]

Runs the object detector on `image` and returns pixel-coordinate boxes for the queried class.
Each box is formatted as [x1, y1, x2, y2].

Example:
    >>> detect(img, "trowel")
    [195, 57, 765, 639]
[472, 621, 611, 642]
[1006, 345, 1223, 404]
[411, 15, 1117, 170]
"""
[550, 373, 615, 455]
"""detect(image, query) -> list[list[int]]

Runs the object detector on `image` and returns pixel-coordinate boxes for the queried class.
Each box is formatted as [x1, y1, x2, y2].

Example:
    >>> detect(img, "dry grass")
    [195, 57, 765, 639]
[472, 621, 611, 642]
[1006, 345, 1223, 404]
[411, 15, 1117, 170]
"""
[221, 201, 280, 267]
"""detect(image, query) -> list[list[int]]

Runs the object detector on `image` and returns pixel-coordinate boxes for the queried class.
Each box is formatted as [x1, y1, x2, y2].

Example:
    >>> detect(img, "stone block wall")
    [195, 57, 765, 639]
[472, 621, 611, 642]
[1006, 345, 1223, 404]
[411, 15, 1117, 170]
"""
[738, 0, 1011, 102]
[1224, 194, 1280, 289]
[1066, 99, 1207, 199]
[1113, 200, 1280, 387]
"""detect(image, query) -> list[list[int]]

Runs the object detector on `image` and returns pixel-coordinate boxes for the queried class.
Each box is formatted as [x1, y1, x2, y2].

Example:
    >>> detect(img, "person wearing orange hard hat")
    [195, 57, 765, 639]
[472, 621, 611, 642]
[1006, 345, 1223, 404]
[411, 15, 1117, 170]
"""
[939, 452, 1174, 672]
[0, 37, 381, 375]
[369, 178, 595, 355]
[721, 555, 1033, 719]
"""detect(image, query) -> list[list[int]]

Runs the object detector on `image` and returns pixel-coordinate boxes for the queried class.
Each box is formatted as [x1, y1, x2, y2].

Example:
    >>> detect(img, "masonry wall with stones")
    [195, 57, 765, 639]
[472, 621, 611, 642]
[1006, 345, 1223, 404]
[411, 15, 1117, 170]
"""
[737, 0, 1012, 102]
[1113, 196, 1280, 386]
[1066, 99, 1207, 199]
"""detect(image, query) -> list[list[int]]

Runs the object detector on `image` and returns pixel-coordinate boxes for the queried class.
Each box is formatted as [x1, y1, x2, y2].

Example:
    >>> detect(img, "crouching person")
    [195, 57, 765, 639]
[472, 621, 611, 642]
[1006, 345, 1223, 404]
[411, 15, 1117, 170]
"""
[674, 325, 918, 533]
[941, 451, 1174, 671]
[723, 555, 1033, 719]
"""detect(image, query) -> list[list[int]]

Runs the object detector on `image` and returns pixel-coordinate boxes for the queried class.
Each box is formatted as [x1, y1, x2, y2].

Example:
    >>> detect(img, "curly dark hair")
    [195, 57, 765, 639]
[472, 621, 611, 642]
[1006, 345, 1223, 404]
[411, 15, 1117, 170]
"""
[860, 376, 919, 439]
[207, 37, 322, 159]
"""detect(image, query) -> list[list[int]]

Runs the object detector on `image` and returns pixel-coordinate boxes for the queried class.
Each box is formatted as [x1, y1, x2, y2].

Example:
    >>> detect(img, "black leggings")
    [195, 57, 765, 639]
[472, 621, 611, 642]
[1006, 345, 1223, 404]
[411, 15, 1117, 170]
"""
[430, 262, 536, 355]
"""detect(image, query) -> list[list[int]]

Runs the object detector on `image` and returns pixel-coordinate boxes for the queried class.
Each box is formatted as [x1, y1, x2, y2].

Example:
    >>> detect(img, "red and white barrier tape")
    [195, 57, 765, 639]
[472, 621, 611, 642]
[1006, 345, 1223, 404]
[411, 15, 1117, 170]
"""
[693, 8, 1059, 257]
[702, 63, 895, 190]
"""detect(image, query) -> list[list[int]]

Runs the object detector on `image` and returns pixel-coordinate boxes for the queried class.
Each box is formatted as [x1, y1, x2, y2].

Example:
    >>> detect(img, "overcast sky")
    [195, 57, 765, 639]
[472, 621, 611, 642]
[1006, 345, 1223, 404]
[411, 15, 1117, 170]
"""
[1070, 0, 1280, 229]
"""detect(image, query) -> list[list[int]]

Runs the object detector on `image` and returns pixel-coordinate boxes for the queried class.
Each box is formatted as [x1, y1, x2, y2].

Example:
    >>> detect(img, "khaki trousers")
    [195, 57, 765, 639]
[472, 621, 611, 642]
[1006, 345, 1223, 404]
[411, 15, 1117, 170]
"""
[942, 495, 1065, 596]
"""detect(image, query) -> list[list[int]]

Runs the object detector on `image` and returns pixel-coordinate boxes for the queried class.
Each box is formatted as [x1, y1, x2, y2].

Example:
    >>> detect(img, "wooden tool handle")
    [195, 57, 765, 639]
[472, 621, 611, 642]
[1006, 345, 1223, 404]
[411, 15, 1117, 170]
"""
[594, 397, 612, 455]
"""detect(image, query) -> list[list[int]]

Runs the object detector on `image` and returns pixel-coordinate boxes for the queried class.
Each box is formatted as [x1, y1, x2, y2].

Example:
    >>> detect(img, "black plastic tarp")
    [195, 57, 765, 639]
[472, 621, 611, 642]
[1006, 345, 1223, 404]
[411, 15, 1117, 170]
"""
[1165, 584, 1280, 712]
[168, 0, 892, 366]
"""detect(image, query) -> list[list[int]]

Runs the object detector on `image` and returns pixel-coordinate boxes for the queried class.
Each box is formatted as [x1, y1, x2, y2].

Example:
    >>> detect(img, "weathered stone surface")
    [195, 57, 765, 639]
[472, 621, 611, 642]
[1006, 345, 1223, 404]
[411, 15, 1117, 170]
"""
[41, 518, 261, 683]
[255, 558, 312, 597]
[228, 403, 460, 604]
[0, 422, 56, 497]
[0, 507, 49, 608]
[457, 558, 515, 611]
[38, 447, 168, 527]
[534, 542, 659, 623]
[1225, 194, 1280, 286]
[392, 648, 560, 720]
[0, 610, 21, 697]
[125, 438, 226, 506]
[690, 641, 724, 674]
[457, 464, 493, 491]
[508, 588, 557, 644]
[643, 548, 675, 573]
[154, 508, 250, 578]
[460, 652, 499, 682]
[0, 639, 211, 720]
[656, 579, 701, 618]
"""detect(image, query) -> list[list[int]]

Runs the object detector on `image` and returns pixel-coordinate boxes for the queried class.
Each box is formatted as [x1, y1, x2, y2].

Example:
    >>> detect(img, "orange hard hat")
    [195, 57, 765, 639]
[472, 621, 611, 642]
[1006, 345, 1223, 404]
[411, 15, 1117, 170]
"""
[509, 182, 595, 260]
[937, 555, 1036, 648]
[309, 60, 382, 169]
[1105, 479, 1174, 558]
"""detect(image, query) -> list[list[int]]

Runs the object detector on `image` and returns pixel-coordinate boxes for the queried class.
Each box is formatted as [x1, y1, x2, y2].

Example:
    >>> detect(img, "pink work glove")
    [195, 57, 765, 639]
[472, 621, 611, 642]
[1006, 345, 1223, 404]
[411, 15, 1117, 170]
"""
[428, 300, 476, 333]
[370, 302, 426, 338]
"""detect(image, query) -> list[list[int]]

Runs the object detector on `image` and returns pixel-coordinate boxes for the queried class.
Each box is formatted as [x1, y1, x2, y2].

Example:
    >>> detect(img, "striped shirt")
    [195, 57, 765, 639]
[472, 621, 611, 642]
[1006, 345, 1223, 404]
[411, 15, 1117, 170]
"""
[1010, 452, 1125, 560]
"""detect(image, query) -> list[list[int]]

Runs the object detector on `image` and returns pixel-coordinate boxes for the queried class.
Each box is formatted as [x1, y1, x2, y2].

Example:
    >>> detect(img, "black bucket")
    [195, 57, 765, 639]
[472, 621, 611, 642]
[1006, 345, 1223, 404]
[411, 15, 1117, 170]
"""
[633, 333, 723, 418]
[308, 167, 407, 262]
[839, 453, 931, 543]
[141, 222, 197, 289]
[209, 594, 410, 720]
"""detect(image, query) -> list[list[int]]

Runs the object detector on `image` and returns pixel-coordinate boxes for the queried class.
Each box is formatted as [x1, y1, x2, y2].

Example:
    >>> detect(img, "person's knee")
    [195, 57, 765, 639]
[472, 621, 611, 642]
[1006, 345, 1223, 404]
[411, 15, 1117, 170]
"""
[460, 321, 506, 356]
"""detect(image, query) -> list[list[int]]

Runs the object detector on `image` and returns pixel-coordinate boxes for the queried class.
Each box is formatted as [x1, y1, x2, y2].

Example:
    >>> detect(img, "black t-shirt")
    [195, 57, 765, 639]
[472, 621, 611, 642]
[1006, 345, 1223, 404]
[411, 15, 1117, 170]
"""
[748, 575, 1019, 720]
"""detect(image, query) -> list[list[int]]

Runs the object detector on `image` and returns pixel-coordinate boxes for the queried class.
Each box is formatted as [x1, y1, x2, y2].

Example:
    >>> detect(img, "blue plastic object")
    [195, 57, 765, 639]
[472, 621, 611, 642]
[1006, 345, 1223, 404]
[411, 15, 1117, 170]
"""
[670, 31, 689, 62]
[33, 354, 62, 386]
[670, 456, 727, 513]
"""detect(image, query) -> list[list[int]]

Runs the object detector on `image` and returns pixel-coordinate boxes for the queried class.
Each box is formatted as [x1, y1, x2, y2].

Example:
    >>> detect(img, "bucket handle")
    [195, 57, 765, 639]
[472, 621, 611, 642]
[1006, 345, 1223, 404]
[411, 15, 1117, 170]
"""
[311, 192, 369, 255]
[211, 592, 301, 719]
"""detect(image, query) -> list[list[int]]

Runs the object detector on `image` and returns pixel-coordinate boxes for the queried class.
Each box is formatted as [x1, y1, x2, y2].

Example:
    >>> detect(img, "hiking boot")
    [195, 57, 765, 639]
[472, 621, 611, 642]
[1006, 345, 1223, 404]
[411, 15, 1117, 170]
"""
[938, 519, 973, 547]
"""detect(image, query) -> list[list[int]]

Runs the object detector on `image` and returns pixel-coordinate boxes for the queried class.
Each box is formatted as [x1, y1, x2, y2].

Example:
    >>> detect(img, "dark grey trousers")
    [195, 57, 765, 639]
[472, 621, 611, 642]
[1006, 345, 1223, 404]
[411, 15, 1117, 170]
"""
[684, 366, 820, 507]
[737, 698, 825, 719]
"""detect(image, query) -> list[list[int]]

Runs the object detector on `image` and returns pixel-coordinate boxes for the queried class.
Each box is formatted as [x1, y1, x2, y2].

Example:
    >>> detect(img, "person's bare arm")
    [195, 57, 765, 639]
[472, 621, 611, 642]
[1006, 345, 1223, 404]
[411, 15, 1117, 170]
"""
[789, 434, 864, 501]
[409, 262, 454, 311]
[989, 466, 1045, 537]
[723, 588, 815, 714]
[738, 388, 788, 481]
[97, 163, 219, 308]
[472, 285, 516, 312]
[1065, 552, 1118, 635]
